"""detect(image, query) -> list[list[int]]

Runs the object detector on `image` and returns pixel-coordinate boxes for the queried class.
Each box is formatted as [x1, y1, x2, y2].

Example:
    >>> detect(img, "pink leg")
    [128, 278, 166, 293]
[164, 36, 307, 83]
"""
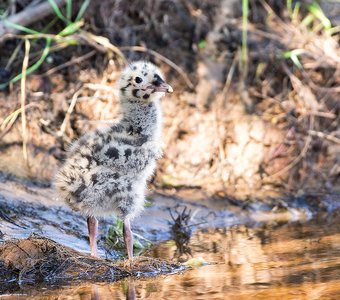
[87, 216, 98, 257]
[123, 218, 134, 259]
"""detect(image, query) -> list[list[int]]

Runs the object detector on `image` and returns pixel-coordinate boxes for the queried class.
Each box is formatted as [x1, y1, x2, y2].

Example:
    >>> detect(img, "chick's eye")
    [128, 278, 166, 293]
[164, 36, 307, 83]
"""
[135, 77, 143, 83]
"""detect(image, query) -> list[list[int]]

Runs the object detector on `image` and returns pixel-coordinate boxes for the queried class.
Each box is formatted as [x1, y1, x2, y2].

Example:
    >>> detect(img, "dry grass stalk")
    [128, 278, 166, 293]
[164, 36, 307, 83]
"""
[20, 38, 30, 165]
[81, 31, 126, 64]
[58, 87, 84, 138]
[42, 50, 96, 77]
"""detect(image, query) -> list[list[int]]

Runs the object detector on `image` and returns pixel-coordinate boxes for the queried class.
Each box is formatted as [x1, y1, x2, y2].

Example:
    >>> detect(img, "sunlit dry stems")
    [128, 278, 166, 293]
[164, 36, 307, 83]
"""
[58, 88, 83, 137]
[264, 116, 314, 181]
[81, 31, 127, 64]
[0, 103, 39, 141]
[308, 130, 340, 145]
[42, 50, 96, 77]
[5, 41, 22, 70]
[21, 38, 30, 165]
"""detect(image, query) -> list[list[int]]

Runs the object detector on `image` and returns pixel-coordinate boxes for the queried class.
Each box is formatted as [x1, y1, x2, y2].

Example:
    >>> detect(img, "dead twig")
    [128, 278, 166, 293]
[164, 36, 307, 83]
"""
[0, 103, 40, 140]
[42, 50, 96, 77]
[5, 40, 23, 70]
[308, 130, 340, 145]
[58, 87, 84, 138]
[80, 31, 126, 64]
[169, 205, 193, 257]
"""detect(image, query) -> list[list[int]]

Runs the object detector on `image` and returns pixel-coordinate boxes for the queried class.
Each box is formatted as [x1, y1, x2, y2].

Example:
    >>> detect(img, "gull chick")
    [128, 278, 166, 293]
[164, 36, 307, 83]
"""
[55, 61, 173, 258]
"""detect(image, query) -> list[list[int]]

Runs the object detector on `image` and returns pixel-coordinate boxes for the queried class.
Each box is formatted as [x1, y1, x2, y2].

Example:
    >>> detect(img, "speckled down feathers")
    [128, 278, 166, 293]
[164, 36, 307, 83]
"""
[55, 62, 165, 220]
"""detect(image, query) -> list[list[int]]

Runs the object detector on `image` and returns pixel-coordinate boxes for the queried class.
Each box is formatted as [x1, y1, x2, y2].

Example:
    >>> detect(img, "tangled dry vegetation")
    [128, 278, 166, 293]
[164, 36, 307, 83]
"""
[0, 235, 183, 290]
[0, 0, 339, 203]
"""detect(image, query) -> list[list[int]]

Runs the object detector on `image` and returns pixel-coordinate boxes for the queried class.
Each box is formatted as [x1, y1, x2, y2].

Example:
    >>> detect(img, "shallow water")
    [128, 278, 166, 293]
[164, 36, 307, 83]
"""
[3, 209, 340, 300]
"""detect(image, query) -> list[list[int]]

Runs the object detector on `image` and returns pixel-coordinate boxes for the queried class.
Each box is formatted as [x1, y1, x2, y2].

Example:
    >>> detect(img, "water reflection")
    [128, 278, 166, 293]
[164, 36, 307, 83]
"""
[4, 210, 340, 299]
[127, 279, 136, 300]
[91, 285, 99, 300]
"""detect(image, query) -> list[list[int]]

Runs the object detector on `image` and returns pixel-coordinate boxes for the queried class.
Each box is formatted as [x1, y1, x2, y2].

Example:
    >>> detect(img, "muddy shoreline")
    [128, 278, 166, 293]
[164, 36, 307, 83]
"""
[1, 206, 340, 298]
[1, 174, 338, 251]
[1, 174, 339, 294]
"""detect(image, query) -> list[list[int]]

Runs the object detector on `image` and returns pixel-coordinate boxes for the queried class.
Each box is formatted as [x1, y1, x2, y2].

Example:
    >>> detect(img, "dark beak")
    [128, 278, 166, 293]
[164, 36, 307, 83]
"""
[154, 82, 173, 93]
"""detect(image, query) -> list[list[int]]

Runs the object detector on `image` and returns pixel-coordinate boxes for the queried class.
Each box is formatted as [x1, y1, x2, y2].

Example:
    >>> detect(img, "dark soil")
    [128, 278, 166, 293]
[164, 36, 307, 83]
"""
[0, 1, 339, 207]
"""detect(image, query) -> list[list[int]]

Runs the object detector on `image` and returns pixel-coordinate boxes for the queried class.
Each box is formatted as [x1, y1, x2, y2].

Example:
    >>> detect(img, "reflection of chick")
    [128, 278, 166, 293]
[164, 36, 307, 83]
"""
[55, 61, 173, 259]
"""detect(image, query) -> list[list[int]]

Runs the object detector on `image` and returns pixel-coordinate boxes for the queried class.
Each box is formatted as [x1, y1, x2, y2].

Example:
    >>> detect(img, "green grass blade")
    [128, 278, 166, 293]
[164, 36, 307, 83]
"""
[290, 54, 302, 69]
[9, 38, 52, 85]
[57, 21, 82, 36]
[116, 219, 123, 233]
[47, 0, 70, 24]
[198, 40, 206, 50]
[283, 50, 303, 69]
[75, 0, 90, 22]
[66, 0, 72, 20]
[10, 38, 51, 83]
[308, 2, 331, 30]
[41, 16, 59, 33]
[3, 20, 41, 34]
[56, 39, 79, 46]
[287, 0, 293, 16]
[302, 14, 314, 27]
[241, 0, 249, 70]
[292, 2, 301, 23]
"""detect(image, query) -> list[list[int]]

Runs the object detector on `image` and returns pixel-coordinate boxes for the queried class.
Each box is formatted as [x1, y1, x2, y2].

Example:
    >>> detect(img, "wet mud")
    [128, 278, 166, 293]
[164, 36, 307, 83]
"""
[0, 176, 340, 299]
[1, 209, 340, 299]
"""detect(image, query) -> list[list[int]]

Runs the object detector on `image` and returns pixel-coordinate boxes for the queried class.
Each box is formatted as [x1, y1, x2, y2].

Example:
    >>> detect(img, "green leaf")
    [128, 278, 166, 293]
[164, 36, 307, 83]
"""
[1, 38, 52, 89]
[301, 14, 314, 27]
[290, 54, 302, 69]
[198, 40, 206, 49]
[66, 0, 72, 20]
[308, 2, 331, 30]
[57, 21, 82, 36]
[47, 0, 70, 24]
[287, 0, 293, 16]
[283, 49, 303, 69]
[116, 218, 124, 233]
[4, 20, 41, 35]
[292, 2, 300, 23]
[75, 0, 90, 22]
[241, 0, 249, 69]
[144, 200, 153, 207]
[57, 39, 79, 46]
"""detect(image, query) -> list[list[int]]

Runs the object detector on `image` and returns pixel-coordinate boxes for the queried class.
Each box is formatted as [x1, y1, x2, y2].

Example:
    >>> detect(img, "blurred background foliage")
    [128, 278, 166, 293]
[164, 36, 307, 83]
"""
[0, 0, 339, 204]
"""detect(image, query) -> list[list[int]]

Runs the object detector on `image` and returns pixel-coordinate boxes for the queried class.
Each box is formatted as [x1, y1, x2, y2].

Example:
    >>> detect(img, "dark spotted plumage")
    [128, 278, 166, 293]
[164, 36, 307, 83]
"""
[105, 147, 119, 159]
[124, 148, 132, 160]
